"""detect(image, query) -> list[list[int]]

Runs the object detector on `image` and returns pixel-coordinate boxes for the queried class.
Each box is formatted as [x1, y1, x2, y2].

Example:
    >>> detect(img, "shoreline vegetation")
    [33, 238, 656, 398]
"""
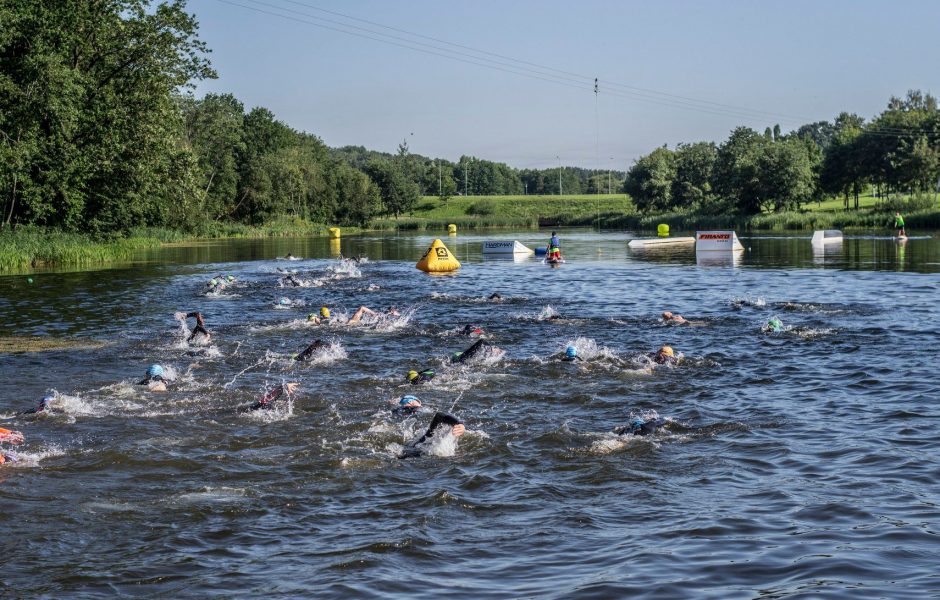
[2, 192, 937, 272]
[4, 5, 937, 272]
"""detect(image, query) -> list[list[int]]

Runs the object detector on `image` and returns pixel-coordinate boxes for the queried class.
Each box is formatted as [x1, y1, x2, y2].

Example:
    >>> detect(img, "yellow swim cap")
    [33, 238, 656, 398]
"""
[407, 370, 418, 381]
[320, 306, 330, 318]
[659, 345, 674, 357]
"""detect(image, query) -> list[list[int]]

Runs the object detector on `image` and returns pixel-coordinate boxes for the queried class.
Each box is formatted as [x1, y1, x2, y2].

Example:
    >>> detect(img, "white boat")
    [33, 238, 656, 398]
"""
[482, 240, 534, 254]
[628, 237, 696, 248]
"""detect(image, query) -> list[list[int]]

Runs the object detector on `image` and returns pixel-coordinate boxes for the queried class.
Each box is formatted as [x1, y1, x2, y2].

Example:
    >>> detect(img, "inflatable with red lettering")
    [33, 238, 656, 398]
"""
[696, 231, 744, 251]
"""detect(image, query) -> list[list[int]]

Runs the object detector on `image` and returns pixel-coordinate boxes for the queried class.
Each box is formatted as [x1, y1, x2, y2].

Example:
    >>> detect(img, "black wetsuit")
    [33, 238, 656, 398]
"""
[409, 369, 435, 385]
[295, 340, 328, 361]
[614, 418, 666, 437]
[452, 339, 489, 364]
[186, 312, 210, 342]
[282, 274, 302, 287]
[398, 412, 463, 459]
[247, 385, 285, 411]
[488, 293, 502, 300]
[138, 375, 167, 386]
[22, 398, 51, 414]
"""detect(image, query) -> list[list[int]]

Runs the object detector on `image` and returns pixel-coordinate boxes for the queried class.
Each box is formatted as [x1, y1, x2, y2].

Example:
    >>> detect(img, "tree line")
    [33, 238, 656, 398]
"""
[625, 91, 940, 215]
[0, 1, 625, 237]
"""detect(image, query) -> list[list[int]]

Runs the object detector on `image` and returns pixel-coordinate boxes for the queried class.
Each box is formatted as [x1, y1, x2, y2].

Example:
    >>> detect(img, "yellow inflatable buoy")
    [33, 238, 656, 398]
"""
[448, 224, 457, 235]
[328, 227, 341, 239]
[416, 239, 460, 273]
[657, 223, 670, 237]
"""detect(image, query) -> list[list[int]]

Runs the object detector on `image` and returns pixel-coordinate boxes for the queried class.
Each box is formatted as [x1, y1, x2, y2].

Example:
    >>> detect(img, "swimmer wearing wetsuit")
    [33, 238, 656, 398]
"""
[614, 417, 666, 437]
[561, 346, 583, 362]
[138, 364, 168, 387]
[393, 395, 422, 417]
[0, 428, 24, 464]
[281, 274, 303, 287]
[651, 346, 677, 365]
[246, 382, 299, 411]
[451, 339, 490, 364]
[186, 311, 210, 342]
[22, 394, 54, 414]
[295, 340, 329, 361]
[461, 324, 484, 336]
[407, 369, 435, 385]
[398, 412, 465, 459]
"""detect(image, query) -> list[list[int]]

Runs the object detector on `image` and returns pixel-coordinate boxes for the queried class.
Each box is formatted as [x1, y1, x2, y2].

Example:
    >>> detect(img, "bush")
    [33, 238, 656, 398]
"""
[465, 199, 497, 216]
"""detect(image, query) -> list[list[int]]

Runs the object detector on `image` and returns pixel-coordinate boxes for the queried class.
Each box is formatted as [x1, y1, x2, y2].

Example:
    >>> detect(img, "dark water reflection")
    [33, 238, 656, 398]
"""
[1, 230, 939, 598]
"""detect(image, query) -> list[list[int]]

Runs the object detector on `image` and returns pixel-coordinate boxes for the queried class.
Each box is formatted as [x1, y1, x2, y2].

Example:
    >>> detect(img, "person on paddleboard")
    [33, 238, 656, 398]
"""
[894, 212, 907, 237]
[547, 231, 562, 261]
[398, 412, 465, 459]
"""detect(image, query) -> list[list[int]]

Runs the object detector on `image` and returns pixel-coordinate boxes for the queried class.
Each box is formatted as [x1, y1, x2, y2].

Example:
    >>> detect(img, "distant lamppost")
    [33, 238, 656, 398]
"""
[556, 155, 562, 196]
[608, 157, 614, 194]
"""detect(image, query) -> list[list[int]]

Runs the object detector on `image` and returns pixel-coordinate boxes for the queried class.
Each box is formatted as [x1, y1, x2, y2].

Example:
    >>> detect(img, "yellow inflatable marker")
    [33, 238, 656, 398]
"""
[416, 239, 460, 273]
[328, 227, 341, 239]
[658, 224, 670, 237]
[448, 224, 457, 235]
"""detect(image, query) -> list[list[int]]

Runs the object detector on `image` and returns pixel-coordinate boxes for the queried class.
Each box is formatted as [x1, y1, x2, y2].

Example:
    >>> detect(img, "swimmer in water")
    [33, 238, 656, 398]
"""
[281, 274, 303, 287]
[651, 345, 678, 365]
[398, 412, 465, 459]
[22, 394, 55, 414]
[185, 311, 210, 343]
[307, 306, 331, 325]
[246, 382, 299, 411]
[614, 416, 667, 437]
[0, 427, 24, 464]
[661, 311, 688, 325]
[347, 305, 400, 325]
[451, 339, 494, 364]
[489, 293, 502, 301]
[763, 317, 783, 333]
[138, 364, 169, 391]
[461, 324, 484, 336]
[560, 345, 583, 362]
[393, 395, 423, 417]
[406, 369, 435, 385]
[295, 340, 329, 361]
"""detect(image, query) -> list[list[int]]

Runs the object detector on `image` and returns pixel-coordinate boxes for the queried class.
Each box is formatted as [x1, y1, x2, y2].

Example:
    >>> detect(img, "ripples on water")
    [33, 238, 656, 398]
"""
[1, 233, 939, 598]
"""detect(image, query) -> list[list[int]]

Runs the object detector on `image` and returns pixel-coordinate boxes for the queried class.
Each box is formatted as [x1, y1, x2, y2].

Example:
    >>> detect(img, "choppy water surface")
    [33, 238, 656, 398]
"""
[2, 230, 939, 598]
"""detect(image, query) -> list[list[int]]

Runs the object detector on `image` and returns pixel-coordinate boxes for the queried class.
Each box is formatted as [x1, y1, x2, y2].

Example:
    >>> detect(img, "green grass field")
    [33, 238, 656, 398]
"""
[373, 194, 634, 230]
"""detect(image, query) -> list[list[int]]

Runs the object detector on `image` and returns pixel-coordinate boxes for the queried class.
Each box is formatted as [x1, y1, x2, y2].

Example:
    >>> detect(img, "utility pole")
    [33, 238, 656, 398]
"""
[464, 159, 469, 197]
[608, 157, 613, 194]
[438, 161, 442, 196]
[556, 155, 562, 196]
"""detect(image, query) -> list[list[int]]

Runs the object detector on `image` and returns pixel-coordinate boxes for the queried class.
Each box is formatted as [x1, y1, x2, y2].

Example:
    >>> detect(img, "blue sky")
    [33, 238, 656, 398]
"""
[190, 0, 940, 169]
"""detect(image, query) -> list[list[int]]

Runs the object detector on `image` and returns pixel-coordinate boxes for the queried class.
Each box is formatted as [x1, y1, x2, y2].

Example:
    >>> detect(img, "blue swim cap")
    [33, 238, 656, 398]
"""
[42, 393, 55, 404]
[631, 418, 645, 430]
[147, 364, 164, 377]
[566, 346, 578, 358]
[399, 395, 419, 406]
[279, 297, 290, 305]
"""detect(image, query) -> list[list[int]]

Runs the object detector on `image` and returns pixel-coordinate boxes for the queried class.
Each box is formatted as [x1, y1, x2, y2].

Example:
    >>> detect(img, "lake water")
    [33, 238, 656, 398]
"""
[2, 230, 939, 598]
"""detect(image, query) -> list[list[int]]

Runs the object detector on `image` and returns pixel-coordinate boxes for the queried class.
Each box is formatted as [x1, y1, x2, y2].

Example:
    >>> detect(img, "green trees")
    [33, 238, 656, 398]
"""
[628, 91, 938, 216]
[0, 0, 214, 233]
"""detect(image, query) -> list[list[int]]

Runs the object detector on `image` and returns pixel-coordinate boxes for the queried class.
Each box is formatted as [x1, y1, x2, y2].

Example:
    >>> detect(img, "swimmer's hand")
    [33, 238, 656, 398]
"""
[284, 382, 300, 395]
[452, 424, 465, 437]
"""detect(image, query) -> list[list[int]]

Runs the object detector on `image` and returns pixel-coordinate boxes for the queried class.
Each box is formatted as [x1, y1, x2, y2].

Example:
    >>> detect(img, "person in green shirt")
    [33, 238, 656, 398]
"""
[895, 212, 907, 237]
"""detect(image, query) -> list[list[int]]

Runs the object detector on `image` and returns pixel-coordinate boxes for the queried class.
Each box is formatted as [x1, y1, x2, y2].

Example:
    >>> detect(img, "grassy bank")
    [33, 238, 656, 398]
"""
[0, 218, 348, 272]
[373, 194, 634, 230]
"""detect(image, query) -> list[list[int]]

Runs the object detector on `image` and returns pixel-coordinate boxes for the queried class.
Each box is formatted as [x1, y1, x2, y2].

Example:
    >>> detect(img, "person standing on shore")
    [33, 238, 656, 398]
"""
[894, 212, 907, 238]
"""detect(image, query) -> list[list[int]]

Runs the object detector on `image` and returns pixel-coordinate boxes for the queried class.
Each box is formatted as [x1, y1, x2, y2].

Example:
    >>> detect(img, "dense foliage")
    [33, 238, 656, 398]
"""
[626, 91, 940, 215]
